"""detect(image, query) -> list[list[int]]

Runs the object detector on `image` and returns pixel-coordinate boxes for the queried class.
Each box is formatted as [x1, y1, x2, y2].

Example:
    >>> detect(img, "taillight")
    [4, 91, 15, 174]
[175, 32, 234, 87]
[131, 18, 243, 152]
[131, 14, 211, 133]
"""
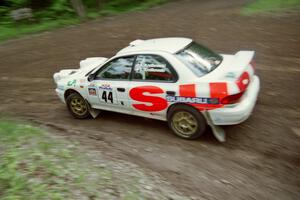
[236, 71, 250, 92]
[221, 92, 244, 104]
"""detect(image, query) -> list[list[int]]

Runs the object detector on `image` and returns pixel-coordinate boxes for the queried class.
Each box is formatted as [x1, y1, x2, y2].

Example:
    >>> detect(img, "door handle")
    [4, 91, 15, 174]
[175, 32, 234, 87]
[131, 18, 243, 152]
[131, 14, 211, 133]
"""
[117, 88, 125, 92]
[166, 91, 175, 96]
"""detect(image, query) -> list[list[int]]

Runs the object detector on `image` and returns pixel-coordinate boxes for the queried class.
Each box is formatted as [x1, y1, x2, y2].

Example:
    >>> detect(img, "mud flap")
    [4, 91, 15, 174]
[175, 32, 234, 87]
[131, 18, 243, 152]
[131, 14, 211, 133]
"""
[85, 99, 101, 118]
[89, 108, 101, 118]
[203, 111, 226, 142]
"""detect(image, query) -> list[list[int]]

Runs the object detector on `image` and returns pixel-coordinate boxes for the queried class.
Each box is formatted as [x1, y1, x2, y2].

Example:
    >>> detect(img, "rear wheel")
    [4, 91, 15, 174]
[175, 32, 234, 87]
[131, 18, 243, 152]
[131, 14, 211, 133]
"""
[167, 104, 206, 139]
[66, 93, 90, 119]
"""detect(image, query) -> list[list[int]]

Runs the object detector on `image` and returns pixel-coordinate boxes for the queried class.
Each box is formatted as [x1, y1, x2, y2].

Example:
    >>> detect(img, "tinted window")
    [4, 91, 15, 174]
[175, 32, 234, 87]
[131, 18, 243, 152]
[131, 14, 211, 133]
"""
[176, 42, 223, 77]
[96, 56, 134, 80]
[133, 55, 175, 81]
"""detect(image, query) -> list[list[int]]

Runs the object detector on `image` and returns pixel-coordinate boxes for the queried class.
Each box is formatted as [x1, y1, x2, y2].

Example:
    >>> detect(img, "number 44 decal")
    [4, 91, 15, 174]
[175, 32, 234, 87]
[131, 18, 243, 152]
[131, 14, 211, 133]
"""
[102, 91, 113, 103]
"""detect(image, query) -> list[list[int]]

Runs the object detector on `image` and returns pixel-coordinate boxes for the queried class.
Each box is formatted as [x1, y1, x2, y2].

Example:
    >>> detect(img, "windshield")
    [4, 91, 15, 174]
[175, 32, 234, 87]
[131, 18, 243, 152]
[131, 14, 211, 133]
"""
[176, 42, 223, 77]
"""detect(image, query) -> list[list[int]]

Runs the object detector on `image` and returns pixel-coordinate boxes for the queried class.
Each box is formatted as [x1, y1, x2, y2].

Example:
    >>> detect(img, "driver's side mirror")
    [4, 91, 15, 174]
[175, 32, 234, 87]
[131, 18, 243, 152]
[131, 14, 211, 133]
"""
[87, 73, 95, 82]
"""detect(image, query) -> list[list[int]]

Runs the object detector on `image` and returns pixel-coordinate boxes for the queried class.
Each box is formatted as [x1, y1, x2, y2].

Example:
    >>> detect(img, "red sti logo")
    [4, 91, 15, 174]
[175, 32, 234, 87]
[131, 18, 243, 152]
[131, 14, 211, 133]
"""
[129, 86, 168, 112]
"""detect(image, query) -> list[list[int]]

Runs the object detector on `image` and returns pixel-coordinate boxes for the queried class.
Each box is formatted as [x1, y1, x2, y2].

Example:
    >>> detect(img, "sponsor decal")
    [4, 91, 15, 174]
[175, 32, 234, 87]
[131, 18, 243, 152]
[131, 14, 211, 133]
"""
[129, 86, 168, 112]
[67, 79, 76, 87]
[180, 84, 224, 110]
[209, 82, 228, 99]
[166, 96, 219, 105]
[225, 72, 236, 79]
[135, 63, 167, 72]
[99, 84, 112, 91]
[101, 91, 113, 103]
[179, 84, 196, 97]
[129, 84, 225, 112]
[79, 79, 86, 83]
[88, 88, 97, 96]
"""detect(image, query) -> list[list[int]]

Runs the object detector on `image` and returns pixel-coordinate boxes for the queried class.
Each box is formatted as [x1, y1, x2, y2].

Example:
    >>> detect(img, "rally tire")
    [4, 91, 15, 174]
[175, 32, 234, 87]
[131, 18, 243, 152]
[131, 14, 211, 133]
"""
[66, 93, 91, 119]
[167, 104, 206, 140]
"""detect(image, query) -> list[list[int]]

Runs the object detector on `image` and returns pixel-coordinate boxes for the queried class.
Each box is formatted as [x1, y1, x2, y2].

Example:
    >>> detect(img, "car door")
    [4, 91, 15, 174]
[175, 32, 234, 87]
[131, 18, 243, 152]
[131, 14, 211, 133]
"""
[86, 55, 135, 114]
[128, 54, 179, 120]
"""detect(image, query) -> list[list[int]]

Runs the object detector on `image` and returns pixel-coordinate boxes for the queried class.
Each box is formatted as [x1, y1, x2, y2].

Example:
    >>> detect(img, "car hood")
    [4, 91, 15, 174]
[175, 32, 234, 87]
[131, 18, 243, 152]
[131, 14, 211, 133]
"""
[53, 57, 107, 83]
[79, 57, 108, 72]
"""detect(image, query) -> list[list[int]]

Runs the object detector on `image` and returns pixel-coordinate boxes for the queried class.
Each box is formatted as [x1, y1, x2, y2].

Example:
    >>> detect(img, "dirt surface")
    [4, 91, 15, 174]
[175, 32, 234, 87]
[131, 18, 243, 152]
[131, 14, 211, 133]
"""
[0, 0, 300, 199]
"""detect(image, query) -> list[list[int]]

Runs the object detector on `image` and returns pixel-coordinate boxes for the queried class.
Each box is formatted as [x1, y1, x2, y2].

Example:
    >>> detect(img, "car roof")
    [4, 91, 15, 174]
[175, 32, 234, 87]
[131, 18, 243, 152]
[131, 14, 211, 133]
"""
[117, 37, 192, 55]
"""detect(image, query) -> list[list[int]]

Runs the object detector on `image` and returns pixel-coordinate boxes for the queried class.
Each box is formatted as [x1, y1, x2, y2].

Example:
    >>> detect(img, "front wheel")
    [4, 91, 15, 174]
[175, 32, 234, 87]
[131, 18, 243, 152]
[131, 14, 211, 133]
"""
[66, 93, 90, 119]
[167, 104, 207, 140]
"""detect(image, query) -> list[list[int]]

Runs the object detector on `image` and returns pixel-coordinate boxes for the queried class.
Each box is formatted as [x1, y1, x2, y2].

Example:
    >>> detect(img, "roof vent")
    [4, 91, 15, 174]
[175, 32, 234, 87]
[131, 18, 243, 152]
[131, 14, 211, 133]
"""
[129, 39, 144, 47]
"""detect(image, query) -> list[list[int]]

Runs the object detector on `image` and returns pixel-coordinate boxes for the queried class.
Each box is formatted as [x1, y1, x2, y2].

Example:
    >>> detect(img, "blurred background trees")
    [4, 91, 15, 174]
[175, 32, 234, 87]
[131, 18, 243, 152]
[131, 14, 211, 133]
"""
[1, 0, 76, 23]
[0, 0, 167, 22]
[0, 0, 167, 41]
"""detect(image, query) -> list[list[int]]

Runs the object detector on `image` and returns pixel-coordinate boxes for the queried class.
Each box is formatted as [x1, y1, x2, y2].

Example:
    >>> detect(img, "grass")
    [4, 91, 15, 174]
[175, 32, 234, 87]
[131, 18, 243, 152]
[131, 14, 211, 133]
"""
[100, 0, 168, 15]
[242, 0, 300, 14]
[0, 18, 80, 41]
[0, 120, 142, 200]
[0, 0, 167, 42]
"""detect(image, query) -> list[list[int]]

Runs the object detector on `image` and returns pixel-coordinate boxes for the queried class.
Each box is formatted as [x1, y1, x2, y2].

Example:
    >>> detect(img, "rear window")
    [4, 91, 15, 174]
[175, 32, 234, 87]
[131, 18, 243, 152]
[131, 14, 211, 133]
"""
[176, 42, 223, 77]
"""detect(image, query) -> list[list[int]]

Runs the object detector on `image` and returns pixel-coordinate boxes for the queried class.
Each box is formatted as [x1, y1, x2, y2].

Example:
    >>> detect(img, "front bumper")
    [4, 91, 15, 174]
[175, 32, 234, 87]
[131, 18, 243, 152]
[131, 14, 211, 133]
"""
[208, 75, 260, 125]
[55, 88, 65, 103]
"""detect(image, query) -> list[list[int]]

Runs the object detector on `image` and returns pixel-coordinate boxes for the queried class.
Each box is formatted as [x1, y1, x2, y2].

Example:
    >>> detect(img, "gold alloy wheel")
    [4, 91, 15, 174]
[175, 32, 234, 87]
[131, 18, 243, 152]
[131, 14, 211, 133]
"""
[70, 96, 87, 116]
[171, 111, 198, 137]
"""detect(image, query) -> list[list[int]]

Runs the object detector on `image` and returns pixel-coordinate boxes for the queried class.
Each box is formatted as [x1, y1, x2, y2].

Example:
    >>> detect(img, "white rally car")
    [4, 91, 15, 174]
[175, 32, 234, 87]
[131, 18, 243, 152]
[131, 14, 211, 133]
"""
[53, 38, 260, 141]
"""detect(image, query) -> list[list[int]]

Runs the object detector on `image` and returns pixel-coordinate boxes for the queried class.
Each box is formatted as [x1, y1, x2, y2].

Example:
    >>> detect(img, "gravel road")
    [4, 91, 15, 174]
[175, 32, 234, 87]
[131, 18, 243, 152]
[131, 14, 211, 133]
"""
[0, 0, 299, 199]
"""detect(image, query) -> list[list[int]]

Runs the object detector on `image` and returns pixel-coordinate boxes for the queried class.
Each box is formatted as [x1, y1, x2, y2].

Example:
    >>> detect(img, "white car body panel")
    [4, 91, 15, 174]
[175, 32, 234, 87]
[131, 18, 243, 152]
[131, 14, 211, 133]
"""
[209, 75, 260, 125]
[117, 38, 192, 55]
[53, 37, 260, 126]
[87, 80, 131, 114]
[80, 57, 108, 70]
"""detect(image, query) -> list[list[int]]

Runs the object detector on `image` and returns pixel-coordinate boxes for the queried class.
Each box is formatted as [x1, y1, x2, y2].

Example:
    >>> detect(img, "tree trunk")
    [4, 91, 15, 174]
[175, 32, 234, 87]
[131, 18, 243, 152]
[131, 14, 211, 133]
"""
[70, 0, 86, 19]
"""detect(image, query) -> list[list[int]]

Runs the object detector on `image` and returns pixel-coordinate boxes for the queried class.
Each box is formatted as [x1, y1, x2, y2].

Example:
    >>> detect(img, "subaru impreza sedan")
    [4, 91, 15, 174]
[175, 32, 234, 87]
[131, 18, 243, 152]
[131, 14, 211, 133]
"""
[53, 37, 260, 140]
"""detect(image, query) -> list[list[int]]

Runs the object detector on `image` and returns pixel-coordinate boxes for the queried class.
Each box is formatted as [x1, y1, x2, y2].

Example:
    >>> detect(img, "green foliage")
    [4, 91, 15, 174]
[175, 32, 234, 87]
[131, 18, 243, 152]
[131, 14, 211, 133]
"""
[0, 18, 80, 41]
[6, 0, 29, 8]
[0, 120, 147, 199]
[242, 0, 300, 14]
[25, 0, 75, 21]
[83, 0, 100, 8]
[0, 120, 42, 142]
[0, 0, 168, 41]
[41, 0, 74, 18]
[0, 120, 111, 199]
[102, 0, 167, 13]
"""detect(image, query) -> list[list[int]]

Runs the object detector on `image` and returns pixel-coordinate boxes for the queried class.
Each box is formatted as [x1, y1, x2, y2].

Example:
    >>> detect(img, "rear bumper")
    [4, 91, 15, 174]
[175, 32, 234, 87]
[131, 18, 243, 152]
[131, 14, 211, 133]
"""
[208, 75, 260, 125]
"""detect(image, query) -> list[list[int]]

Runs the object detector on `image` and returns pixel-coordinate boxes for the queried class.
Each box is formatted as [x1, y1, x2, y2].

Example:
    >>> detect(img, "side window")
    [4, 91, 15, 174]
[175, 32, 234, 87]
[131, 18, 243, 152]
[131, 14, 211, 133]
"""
[133, 55, 176, 82]
[95, 56, 134, 80]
